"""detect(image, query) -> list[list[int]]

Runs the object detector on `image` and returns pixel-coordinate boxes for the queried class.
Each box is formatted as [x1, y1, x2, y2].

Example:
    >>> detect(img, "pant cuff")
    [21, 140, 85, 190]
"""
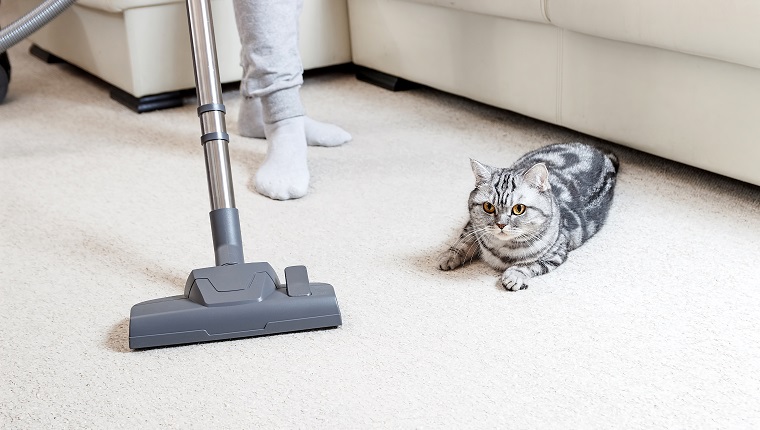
[261, 87, 305, 124]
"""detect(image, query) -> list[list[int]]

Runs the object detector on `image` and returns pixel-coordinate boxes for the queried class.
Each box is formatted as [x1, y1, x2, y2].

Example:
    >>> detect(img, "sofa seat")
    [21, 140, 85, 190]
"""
[6, 0, 351, 111]
[348, 0, 760, 186]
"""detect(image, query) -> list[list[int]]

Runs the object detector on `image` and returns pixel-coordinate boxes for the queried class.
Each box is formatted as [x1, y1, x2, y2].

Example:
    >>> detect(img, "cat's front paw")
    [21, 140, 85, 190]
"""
[438, 248, 464, 271]
[501, 267, 529, 291]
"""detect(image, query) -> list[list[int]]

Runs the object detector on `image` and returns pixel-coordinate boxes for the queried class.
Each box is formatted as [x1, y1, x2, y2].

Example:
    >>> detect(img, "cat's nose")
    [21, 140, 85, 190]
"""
[496, 223, 506, 230]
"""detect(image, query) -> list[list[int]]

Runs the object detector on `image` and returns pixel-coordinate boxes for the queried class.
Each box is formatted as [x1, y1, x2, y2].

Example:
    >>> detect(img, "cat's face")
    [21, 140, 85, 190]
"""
[469, 160, 554, 242]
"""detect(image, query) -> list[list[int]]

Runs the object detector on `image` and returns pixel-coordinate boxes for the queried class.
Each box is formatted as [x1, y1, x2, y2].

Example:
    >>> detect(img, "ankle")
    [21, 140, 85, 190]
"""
[237, 97, 266, 138]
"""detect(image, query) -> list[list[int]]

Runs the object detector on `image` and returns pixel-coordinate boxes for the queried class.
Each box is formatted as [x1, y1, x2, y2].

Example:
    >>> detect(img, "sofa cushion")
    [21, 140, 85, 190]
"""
[77, 0, 181, 13]
[546, 0, 760, 69]
[401, 0, 549, 24]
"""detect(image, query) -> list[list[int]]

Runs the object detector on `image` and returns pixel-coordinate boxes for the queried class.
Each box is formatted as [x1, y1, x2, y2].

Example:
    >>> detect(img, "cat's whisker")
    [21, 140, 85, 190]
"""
[449, 227, 487, 249]
[442, 225, 490, 268]
[512, 229, 542, 244]
[447, 234, 473, 252]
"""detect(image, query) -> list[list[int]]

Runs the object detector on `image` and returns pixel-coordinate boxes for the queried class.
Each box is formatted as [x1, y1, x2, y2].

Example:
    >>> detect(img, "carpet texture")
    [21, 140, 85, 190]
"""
[2, 41, 760, 428]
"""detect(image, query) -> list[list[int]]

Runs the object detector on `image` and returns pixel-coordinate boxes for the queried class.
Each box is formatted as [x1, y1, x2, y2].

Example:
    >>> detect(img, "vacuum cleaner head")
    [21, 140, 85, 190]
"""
[129, 263, 342, 349]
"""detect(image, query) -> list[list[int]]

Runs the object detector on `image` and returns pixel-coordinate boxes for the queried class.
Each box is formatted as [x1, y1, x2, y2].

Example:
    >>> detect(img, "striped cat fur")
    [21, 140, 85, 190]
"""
[438, 143, 619, 291]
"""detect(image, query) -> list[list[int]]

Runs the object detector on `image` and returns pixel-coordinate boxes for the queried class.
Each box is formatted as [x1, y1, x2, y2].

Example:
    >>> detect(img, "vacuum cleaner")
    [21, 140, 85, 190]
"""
[128, 0, 342, 349]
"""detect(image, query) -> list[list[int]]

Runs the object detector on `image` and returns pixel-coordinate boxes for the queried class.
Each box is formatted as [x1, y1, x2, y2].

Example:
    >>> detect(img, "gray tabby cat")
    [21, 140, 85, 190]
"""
[438, 142, 618, 290]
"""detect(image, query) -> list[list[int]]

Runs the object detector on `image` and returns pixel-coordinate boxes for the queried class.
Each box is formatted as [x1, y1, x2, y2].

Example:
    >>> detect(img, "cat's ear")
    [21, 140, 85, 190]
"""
[523, 163, 550, 191]
[470, 159, 492, 184]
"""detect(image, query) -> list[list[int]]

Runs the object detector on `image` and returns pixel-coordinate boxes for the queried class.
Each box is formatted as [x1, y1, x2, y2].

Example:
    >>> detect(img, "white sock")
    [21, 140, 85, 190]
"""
[304, 117, 353, 147]
[239, 97, 351, 147]
[254, 116, 309, 200]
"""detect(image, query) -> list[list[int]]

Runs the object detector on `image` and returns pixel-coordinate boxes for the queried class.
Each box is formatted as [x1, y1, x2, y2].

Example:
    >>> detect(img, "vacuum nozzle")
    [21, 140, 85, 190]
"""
[129, 263, 341, 349]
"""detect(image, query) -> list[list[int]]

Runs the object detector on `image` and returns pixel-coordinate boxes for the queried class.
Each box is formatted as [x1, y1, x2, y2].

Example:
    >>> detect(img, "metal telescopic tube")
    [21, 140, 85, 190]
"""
[186, 0, 234, 211]
[186, 0, 244, 266]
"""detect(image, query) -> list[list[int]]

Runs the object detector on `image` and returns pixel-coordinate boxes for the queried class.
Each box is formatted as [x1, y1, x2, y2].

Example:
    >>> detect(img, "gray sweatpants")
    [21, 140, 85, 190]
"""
[233, 0, 305, 124]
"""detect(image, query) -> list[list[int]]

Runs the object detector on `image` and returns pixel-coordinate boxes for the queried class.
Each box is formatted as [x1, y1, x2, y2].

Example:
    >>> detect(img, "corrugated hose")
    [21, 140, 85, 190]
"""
[0, 0, 77, 53]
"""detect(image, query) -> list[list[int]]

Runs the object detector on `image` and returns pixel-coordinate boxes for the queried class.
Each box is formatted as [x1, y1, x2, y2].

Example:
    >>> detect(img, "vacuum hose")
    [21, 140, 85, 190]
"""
[0, 0, 78, 52]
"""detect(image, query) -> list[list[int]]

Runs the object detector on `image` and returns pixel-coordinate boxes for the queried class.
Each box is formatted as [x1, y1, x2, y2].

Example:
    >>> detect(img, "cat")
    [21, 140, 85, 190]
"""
[438, 142, 619, 291]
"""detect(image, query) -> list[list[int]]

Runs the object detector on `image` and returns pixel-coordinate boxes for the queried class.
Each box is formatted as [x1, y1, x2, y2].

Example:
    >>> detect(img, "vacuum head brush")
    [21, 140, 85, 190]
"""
[129, 263, 341, 349]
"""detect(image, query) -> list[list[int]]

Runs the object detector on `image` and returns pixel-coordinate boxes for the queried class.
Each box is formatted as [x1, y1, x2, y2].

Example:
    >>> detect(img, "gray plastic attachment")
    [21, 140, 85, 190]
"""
[285, 265, 312, 297]
[201, 131, 230, 143]
[209, 208, 244, 266]
[197, 102, 226, 116]
[129, 262, 342, 349]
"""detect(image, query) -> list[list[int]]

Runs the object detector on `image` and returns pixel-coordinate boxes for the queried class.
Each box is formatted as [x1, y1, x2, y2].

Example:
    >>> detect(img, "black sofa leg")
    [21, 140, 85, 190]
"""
[356, 66, 418, 91]
[29, 44, 65, 64]
[109, 87, 185, 113]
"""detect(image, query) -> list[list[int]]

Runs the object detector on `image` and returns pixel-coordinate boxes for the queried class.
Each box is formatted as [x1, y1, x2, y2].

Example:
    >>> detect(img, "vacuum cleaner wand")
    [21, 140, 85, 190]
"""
[187, 0, 242, 266]
[128, 0, 342, 349]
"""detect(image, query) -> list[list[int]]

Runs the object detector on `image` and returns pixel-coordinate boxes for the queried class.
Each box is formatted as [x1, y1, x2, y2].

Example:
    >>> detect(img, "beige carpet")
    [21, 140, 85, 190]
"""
[2, 40, 760, 428]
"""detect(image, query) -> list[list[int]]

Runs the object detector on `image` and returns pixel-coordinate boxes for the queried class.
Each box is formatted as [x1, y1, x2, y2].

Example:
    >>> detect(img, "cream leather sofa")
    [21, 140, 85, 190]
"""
[7, 0, 351, 111]
[5, 0, 758, 185]
[347, 0, 760, 186]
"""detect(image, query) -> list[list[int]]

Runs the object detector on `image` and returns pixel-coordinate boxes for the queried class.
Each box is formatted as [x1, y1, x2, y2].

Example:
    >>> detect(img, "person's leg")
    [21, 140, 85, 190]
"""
[236, 0, 351, 149]
[234, 0, 309, 200]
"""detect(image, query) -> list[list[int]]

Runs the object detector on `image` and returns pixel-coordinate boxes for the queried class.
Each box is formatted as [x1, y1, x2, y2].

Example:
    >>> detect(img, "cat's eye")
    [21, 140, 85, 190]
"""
[512, 204, 526, 215]
[483, 202, 496, 214]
